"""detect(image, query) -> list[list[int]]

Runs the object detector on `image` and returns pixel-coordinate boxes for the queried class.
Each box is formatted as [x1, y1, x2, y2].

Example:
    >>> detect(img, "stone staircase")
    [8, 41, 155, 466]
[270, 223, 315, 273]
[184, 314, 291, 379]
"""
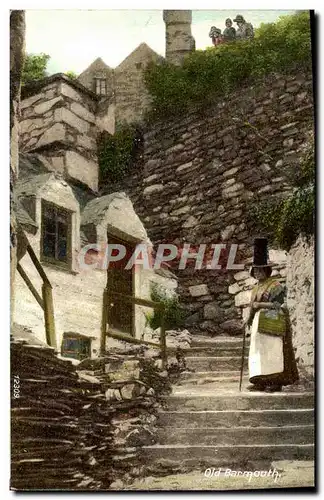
[141, 335, 315, 475]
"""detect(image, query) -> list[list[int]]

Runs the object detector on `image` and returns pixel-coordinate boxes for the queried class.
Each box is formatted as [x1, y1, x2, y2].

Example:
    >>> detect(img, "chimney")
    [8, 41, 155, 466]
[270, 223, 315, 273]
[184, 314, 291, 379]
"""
[163, 10, 195, 66]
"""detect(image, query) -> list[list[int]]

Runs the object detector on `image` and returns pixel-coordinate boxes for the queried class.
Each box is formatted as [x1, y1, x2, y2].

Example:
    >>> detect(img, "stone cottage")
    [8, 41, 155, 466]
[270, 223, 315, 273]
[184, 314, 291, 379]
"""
[14, 74, 176, 359]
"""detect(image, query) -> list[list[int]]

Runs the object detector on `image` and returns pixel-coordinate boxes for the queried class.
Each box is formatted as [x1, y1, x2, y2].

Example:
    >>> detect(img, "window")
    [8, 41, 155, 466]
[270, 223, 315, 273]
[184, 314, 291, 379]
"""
[61, 334, 91, 360]
[94, 78, 107, 96]
[41, 200, 72, 268]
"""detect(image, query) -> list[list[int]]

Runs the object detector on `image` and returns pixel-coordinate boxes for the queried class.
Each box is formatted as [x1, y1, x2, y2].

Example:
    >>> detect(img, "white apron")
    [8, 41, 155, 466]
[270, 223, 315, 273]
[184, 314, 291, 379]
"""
[249, 310, 284, 378]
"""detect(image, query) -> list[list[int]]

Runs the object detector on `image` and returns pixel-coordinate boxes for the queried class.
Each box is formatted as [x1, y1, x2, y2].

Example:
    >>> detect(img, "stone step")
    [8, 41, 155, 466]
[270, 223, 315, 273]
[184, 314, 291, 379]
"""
[157, 408, 314, 429]
[191, 336, 247, 349]
[157, 425, 314, 446]
[170, 346, 245, 357]
[140, 444, 314, 469]
[185, 356, 247, 371]
[176, 370, 248, 385]
[162, 392, 314, 412]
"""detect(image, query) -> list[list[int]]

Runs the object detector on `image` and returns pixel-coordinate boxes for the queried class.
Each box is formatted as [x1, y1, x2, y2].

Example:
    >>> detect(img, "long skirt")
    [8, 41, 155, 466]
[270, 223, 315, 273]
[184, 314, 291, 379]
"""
[249, 310, 298, 386]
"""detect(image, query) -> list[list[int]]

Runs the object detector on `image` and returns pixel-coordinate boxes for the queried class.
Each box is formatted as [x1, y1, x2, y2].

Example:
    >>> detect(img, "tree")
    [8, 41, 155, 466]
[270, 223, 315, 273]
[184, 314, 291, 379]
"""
[65, 70, 77, 80]
[22, 52, 50, 84]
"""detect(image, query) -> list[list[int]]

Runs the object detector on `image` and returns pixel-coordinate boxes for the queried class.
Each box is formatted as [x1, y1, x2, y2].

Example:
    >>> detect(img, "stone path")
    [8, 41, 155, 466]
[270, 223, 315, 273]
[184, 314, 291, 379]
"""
[119, 336, 315, 490]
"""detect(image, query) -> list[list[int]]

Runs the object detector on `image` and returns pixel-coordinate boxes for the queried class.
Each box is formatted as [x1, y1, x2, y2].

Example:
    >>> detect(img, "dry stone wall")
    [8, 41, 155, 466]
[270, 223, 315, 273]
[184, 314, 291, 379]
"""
[118, 69, 314, 334]
[286, 236, 314, 381]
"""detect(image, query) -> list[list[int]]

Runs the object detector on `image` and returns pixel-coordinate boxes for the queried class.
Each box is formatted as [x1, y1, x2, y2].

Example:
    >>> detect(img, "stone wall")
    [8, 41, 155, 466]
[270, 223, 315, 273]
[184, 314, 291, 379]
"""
[10, 10, 25, 325]
[286, 236, 314, 380]
[20, 76, 115, 192]
[116, 69, 314, 334]
[163, 10, 195, 66]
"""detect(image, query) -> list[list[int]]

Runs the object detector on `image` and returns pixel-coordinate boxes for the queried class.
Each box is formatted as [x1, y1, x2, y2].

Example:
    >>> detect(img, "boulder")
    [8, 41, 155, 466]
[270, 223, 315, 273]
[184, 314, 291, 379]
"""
[189, 284, 209, 297]
[220, 319, 244, 335]
[203, 302, 223, 320]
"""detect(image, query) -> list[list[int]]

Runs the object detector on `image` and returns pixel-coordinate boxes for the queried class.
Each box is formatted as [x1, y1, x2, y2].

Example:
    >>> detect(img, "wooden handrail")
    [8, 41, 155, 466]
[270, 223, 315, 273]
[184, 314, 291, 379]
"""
[26, 244, 51, 286]
[106, 290, 165, 311]
[16, 226, 56, 349]
[101, 288, 167, 368]
[17, 263, 44, 309]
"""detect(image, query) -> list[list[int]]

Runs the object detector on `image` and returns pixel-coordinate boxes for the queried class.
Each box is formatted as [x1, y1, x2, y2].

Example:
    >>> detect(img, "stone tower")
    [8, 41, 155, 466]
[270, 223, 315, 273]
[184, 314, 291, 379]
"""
[163, 10, 195, 66]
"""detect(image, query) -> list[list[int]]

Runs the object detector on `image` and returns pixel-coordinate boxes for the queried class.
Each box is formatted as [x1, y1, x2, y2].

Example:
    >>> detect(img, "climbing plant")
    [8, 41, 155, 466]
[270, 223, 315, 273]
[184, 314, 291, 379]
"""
[246, 135, 315, 251]
[98, 124, 143, 184]
[146, 283, 185, 331]
[144, 11, 312, 120]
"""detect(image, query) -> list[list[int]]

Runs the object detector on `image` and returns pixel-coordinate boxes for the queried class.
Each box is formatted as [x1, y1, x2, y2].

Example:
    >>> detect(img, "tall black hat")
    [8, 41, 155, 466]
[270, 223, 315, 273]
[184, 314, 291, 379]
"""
[253, 237, 270, 267]
[250, 237, 273, 278]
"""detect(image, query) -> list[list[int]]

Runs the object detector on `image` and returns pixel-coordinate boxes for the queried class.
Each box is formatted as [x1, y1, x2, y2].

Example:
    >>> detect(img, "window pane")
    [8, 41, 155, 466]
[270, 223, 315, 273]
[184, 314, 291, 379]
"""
[63, 338, 80, 351]
[58, 220, 68, 238]
[44, 217, 56, 234]
[43, 234, 55, 258]
[44, 204, 55, 219]
[58, 238, 67, 260]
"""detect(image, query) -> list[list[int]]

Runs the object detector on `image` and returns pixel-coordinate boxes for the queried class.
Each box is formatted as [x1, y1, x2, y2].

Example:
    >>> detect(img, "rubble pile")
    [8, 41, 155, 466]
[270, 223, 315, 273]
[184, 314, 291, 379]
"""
[11, 339, 114, 491]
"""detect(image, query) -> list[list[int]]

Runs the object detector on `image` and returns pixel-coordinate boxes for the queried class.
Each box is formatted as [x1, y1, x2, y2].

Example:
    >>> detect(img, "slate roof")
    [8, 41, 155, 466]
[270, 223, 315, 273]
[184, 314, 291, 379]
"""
[16, 173, 53, 197]
[81, 192, 127, 225]
[116, 43, 164, 71]
[19, 153, 51, 180]
[15, 199, 38, 230]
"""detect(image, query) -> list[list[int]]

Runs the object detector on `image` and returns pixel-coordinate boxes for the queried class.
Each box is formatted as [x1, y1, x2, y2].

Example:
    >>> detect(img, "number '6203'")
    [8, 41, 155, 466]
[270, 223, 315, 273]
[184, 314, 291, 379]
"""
[13, 375, 20, 398]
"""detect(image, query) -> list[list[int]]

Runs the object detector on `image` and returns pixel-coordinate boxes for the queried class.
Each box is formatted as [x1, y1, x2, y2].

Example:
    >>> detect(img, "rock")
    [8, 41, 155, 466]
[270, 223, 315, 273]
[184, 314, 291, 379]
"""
[125, 428, 155, 447]
[221, 224, 236, 241]
[243, 277, 258, 288]
[110, 479, 124, 490]
[171, 205, 190, 216]
[234, 271, 250, 281]
[200, 320, 221, 334]
[189, 284, 209, 297]
[143, 184, 164, 196]
[143, 174, 159, 184]
[70, 102, 95, 123]
[223, 166, 239, 178]
[176, 161, 193, 172]
[183, 216, 199, 228]
[185, 312, 200, 326]
[34, 123, 65, 148]
[120, 383, 141, 400]
[54, 107, 90, 134]
[235, 290, 252, 307]
[203, 302, 223, 320]
[34, 96, 64, 115]
[220, 319, 243, 334]
[77, 134, 96, 151]
[228, 283, 240, 295]
[222, 182, 244, 198]
[146, 387, 155, 396]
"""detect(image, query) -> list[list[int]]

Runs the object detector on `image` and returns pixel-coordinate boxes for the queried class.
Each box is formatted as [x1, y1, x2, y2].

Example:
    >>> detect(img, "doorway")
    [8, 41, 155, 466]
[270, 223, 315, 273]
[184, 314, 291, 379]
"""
[106, 234, 135, 336]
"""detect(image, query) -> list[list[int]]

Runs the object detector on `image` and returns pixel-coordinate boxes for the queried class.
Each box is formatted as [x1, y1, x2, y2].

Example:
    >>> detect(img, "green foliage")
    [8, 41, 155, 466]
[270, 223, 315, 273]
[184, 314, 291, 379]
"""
[144, 12, 312, 119]
[248, 136, 315, 251]
[65, 70, 77, 80]
[146, 284, 185, 331]
[22, 53, 50, 85]
[98, 124, 142, 183]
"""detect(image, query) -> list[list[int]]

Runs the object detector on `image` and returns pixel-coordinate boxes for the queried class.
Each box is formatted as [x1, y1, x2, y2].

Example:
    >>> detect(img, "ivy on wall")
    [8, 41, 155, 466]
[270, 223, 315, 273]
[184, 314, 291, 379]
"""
[144, 12, 312, 120]
[98, 124, 143, 184]
[246, 135, 315, 251]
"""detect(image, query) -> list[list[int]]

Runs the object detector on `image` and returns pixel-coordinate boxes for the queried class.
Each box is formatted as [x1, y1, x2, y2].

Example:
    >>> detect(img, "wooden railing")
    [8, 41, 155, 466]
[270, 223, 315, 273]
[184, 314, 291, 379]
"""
[100, 288, 167, 368]
[16, 236, 56, 349]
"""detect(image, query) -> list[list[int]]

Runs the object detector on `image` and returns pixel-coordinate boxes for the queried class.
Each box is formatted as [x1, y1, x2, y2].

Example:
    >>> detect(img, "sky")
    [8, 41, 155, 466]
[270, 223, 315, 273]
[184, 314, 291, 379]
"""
[25, 10, 298, 75]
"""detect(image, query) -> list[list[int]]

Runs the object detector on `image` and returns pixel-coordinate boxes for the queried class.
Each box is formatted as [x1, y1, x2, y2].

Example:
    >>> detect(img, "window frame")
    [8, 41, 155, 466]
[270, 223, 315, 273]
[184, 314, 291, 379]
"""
[40, 199, 73, 270]
[94, 77, 107, 96]
[61, 333, 91, 360]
